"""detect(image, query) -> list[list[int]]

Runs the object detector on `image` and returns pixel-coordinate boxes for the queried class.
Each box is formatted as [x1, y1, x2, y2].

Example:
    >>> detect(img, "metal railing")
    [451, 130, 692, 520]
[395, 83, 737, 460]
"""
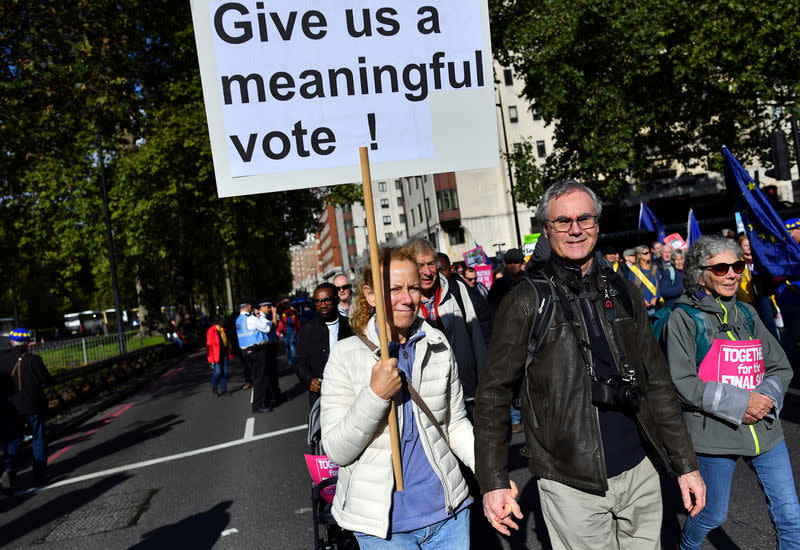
[36, 330, 165, 370]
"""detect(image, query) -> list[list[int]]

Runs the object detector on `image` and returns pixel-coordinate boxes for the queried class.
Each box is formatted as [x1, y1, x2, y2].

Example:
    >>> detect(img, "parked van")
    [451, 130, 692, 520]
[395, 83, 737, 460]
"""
[64, 310, 105, 336]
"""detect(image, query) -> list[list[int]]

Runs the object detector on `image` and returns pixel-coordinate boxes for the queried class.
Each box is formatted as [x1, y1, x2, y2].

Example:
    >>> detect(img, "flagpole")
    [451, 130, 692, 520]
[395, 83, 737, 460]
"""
[360, 146, 404, 491]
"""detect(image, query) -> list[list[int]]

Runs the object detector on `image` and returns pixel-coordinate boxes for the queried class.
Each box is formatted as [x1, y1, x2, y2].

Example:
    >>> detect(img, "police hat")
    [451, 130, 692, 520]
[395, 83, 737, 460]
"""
[238, 297, 252, 308]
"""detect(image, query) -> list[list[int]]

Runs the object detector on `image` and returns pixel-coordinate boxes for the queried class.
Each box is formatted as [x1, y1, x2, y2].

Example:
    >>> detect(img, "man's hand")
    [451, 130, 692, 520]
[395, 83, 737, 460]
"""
[309, 378, 321, 393]
[482, 480, 523, 536]
[745, 392, 773, 422]
[677, 470, 706, 517]
[369, 358, 401, 400]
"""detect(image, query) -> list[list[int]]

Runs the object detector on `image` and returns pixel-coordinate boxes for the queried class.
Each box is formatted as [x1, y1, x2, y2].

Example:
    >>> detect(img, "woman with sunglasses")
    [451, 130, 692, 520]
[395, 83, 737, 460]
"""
[664, 236, 799, 549]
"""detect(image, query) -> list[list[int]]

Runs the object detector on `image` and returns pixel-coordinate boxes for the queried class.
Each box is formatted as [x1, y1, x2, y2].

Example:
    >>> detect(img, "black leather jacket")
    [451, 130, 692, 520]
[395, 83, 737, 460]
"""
[474, 255, 698, 494]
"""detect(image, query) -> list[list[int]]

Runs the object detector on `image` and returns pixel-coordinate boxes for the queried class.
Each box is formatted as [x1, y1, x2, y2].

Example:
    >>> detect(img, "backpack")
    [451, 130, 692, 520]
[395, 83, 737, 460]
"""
[520, 267, 634, 374]
[660, 302, 755, 364]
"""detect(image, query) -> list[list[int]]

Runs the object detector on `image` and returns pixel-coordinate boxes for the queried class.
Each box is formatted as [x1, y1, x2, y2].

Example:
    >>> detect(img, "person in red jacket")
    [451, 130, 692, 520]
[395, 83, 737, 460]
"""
[206, 316, 233, 396]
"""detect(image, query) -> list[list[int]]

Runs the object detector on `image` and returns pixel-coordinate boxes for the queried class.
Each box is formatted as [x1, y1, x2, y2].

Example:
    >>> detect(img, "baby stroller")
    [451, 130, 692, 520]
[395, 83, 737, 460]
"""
[307, 398, 358, 550]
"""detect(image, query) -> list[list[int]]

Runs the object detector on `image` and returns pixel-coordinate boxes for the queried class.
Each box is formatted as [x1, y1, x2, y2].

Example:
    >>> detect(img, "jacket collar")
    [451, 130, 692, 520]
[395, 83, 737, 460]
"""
[545, 251, 604, 293]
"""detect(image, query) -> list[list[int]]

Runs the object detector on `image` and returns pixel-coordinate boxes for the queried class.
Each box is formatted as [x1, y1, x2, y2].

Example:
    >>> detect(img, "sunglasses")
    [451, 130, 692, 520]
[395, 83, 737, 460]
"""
[702, 261, 745, 276]
[336, 284, 352, 292]
[313, 297, 335, 305]
[640, 250, 650, 255]
[464, 276, 477, 282]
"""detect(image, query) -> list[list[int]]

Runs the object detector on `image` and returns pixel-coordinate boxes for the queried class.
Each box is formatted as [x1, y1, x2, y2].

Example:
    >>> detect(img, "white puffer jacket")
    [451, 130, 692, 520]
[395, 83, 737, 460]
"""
[320, 318, 475, 538]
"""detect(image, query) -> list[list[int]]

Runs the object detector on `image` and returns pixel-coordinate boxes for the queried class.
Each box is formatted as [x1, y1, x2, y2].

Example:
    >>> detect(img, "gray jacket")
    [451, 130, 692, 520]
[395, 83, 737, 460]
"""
[665, 292, 792, 456]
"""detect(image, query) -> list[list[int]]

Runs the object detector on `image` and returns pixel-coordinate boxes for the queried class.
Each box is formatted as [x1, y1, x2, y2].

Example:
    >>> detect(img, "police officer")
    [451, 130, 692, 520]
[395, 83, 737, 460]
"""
[235, 299, 270, 413]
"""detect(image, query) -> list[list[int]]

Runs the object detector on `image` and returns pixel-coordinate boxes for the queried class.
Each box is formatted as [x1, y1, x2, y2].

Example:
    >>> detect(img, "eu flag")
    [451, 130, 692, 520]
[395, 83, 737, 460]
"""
[687, 209, 702, 247]
[639, 203, 665, 242]
[723, 146, 800, 279]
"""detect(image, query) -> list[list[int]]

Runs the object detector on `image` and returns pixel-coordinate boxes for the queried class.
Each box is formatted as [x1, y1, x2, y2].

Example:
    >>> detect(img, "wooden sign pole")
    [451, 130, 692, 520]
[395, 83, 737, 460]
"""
[359, 146, 404, 491]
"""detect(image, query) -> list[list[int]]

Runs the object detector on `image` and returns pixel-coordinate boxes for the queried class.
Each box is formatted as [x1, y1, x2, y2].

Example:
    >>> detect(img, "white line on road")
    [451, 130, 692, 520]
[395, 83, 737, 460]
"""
[250, 388, 254, 404]
[244, 417, 255, 440]
[221, 528, 239, 537]
[14, 424, 309, 497]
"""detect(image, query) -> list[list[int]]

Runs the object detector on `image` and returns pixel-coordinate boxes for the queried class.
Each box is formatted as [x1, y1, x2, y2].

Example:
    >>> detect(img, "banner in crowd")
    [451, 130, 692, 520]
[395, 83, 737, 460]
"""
[463, 245, 488, 267]
[191, 0, 498, 197]
[475, 264, 493, 289]
[723, 146, 800, 279]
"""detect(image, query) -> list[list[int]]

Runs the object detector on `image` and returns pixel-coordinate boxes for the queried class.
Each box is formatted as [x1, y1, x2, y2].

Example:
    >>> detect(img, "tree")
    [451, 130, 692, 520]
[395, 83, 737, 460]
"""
[491, 0, 800, 205]
[0, 2, 324, 331]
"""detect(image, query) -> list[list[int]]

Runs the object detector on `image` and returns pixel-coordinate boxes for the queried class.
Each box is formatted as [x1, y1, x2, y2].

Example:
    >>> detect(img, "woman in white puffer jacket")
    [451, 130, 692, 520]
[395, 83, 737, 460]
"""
[320, 246, 477, 548]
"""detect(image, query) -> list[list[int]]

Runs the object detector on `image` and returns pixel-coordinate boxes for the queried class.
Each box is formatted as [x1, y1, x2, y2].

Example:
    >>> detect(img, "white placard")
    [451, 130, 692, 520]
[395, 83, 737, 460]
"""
[191, 0, 499, 196]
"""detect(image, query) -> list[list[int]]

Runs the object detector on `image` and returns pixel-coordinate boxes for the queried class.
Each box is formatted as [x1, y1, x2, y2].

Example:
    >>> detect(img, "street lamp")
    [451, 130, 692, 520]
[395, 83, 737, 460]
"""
[495, 85, 523, 248]
[493, 242, 506, 256]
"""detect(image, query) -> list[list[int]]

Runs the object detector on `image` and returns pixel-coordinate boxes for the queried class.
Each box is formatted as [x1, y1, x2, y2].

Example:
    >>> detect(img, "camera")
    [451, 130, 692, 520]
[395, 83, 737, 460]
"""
[591, 376, 645, 411]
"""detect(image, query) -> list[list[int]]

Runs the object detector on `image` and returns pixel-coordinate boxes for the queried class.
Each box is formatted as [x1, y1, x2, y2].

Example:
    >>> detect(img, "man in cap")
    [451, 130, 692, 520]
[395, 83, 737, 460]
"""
[235, 299, 270, 413]
[1, 328, 52, 492]
[777, 218, 800, 368]
[487, 247, 526, 320]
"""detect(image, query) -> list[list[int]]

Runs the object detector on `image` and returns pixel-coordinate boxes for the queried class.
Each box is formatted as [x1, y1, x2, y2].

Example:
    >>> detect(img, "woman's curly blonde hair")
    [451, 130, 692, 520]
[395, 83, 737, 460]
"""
[350, 246, 419, 335]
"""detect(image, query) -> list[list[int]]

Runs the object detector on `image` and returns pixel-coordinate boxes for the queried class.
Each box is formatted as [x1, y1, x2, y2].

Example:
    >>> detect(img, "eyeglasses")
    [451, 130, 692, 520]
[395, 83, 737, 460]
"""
[702, 261, 746, 276]
[313, 297, 335, 305]
[547, 214, 597, 232]
[336, 284, 352, 292]
[464, 276, 477, 282]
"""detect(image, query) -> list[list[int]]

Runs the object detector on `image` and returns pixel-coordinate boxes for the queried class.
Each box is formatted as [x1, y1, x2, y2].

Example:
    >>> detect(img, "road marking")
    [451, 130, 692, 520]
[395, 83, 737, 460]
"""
[250, 388, 253, 404]
[13, 424, 309, 497]
[295, 507, 312, 514]
[244, 417, 255, 440]
[221, 528, 239, 537]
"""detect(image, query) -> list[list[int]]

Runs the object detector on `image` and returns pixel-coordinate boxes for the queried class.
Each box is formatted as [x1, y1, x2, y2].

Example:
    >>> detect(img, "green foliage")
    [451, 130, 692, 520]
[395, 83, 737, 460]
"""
[491, 0, 800, 203]
[0, 1, 323, 329]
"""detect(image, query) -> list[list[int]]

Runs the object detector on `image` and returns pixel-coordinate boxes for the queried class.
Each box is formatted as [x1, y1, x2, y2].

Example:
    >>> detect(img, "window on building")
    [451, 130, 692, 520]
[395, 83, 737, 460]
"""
[418, 204, 423, 221]
[344, 219, 354, 230]
[378, 181, 387, 192]
[508, 106, 518, 123]
[412, 210, 416, 225]
[425, 198, 431, 218]
[349, 253, 358, 264]
[397, 196, 403, 206]
[436, 189, 459, 211]
[532, 108, 542, 121]
[448, 227, 466, 245]
[380, 198, 389, 209]
[503, 68, 513, 86]
[383, 216, 391, 225]
[346, 236, 356, 247]
[415, 176, 421, 189]
[342, 203, 352, 212]
[536, 140, 547, 158]
[399, 213, 407, 224]
[407, 179, 413, 195]
[385, 232, 393, 241]
[395, 179, 403, 190]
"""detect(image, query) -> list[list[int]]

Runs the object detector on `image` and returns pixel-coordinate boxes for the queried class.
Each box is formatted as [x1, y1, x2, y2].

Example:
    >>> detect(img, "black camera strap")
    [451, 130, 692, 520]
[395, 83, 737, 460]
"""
[552, 282, 598, 381]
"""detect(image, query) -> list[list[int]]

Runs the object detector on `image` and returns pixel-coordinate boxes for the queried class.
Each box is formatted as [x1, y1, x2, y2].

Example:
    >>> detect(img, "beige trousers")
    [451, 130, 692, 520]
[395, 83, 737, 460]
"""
[537, 457, 662, 550]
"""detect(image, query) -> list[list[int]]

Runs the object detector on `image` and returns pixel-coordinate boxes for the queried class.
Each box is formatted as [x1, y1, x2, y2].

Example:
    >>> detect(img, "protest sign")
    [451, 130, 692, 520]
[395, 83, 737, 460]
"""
[475, 264, 493, 289]
[697, 340, 764, 391]
[191, 0, 498, 197]
[663, 232, 687, 251]
[463, 245, 487, 267]
[305, 454, 339, 504]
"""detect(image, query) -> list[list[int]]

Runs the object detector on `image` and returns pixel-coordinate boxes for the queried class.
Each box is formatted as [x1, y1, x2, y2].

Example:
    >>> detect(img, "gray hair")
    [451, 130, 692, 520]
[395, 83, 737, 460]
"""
[684, 236, 743, 293]
[535, 180, 603, 224]
[634, 244, 649, 258]
[402, 236, 436, 257]
[671, 248, 686, 262]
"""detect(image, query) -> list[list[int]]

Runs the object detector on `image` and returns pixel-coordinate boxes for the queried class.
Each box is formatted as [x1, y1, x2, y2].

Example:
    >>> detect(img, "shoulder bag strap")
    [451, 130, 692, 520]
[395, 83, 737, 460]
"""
[355, 334, 450, 447]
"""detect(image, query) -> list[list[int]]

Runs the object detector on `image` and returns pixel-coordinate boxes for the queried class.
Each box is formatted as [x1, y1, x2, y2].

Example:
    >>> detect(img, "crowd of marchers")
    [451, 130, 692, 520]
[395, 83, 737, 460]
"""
[290, 179, 800, 550]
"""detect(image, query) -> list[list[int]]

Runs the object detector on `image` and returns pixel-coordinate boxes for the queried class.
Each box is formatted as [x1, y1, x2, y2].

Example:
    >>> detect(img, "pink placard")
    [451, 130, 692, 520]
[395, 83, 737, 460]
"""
[475, 264, 493, 290]
[697, 339, 764, 390]
[305, 454, 339, 504]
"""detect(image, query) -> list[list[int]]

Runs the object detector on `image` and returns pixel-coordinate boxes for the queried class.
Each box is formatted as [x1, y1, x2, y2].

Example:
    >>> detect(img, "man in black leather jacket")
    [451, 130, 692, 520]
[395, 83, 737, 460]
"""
[474, 180, 706, 549]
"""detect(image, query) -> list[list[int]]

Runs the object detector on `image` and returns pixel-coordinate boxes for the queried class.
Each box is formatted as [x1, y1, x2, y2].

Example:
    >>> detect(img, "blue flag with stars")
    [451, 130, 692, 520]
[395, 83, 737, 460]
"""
[723, 146, 800, 279]
[638, 203, 665, 242]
